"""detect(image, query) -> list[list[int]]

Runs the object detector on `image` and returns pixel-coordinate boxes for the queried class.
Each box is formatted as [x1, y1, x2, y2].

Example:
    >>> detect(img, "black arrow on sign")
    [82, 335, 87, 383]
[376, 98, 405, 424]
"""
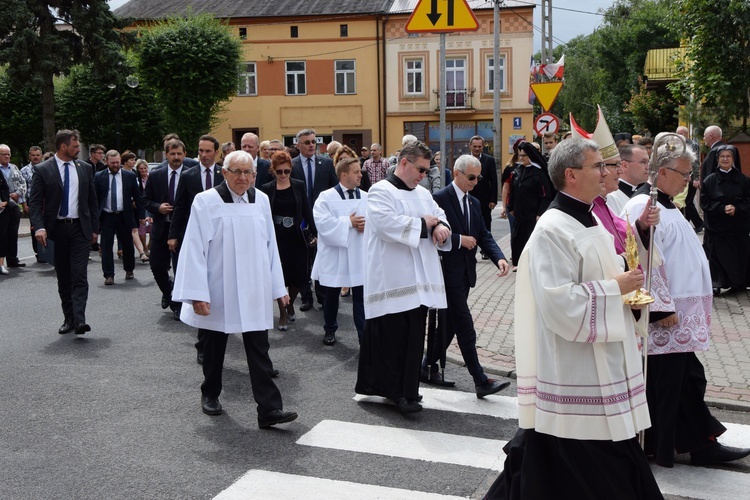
[427, 0, 442, 25]
[447, 0, 455, 26]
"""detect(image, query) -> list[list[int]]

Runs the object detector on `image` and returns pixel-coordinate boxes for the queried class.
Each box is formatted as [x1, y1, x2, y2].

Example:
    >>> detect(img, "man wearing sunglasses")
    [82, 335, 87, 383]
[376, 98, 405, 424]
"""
[356, 141, 452, 415]
[422, 154, 511, 397]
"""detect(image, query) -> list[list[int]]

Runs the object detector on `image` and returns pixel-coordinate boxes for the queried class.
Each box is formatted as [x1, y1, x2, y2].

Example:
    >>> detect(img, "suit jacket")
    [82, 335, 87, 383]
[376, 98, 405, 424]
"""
[28, 157, 99, 239]
[434, 184, 505, 288]
[290, 155, 338, 206]
[255, 158, 272, 189]
[259, 178, 317, 236]
[168, 163, 224, 242]
[144, 164, 181, 241]
[94, 168, 145, 226]
[469, 153, 499, 206]
[701, 140, 726, 182]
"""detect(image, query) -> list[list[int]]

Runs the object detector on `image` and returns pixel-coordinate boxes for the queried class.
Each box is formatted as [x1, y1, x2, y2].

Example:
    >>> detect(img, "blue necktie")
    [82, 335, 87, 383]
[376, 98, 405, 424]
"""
[306, 158, 314, 204]
[347, 189, 355, 200]
[111, 173, 117, 212]
[60, 162, 70, 217]
[463, 194, 469, 229]
[168, 170, 176, 206]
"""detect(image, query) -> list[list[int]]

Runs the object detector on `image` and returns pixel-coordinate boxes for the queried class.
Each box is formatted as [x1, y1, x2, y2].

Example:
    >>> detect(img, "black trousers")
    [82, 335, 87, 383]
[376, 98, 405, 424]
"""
[322, 285, 365, 341]
[51, 220, 91, 324]
[200, 329, 283, 415]
[149, 225, 179, 310]
[481, 204, 492, 232]
[424, 281, 487, 386]
[0, 203, 20, 261]
[99, 212, 135, 277]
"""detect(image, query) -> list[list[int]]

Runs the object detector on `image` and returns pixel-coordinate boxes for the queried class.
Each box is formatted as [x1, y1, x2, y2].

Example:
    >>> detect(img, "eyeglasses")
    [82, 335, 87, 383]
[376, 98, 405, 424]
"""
[573, 162, 608, 174]
[457, 170, 482, 181]
[517, 154, 528, 158]
[626, 159, 649, 166]
[226, 168, 254, 177]
[664, 166, 691, 180]
[604, 162, 623, 172]
[406, 160, 429, 174]
[299, 140, 316, 146]
[275, 169, 291, 175]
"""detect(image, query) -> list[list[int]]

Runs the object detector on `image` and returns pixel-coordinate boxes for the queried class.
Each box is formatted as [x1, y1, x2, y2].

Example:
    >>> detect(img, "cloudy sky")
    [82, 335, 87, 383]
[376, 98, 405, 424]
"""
[108, 0, 616, 49]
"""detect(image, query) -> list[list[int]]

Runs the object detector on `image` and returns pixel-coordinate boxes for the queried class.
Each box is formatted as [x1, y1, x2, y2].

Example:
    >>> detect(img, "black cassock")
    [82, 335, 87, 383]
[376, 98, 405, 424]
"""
[700, 167, 750, 289]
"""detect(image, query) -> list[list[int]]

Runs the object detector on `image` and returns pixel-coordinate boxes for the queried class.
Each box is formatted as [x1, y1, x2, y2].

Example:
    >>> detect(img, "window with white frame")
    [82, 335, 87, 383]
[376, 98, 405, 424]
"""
[286, 61, 306, 95]
[404, 58, 424, 95]
[237, 62, 257, 96]
[486, 55, 506, 93]
[335, 60, 356, 94]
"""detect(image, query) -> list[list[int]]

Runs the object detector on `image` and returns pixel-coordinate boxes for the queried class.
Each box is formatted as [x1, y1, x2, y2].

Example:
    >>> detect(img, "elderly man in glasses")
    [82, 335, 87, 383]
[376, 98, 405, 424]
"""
[172, 150, 297, 429]
[355, 140, 452, 415]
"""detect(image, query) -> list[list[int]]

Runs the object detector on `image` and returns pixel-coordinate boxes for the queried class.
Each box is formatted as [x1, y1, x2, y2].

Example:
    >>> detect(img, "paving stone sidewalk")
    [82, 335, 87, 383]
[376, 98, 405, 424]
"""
[19, 216, 750, 410]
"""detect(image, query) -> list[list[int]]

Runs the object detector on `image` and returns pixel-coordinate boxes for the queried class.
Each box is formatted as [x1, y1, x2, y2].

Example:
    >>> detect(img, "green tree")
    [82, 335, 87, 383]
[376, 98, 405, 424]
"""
[0, 1, 132, 149]
[625, 78, 679, 134]
[136, 13, 242, 155]
[669, 0, 750, 130]
[56, 61, 164, 153]
[0, 72, 43, 163]
[550, 0, 680, 134]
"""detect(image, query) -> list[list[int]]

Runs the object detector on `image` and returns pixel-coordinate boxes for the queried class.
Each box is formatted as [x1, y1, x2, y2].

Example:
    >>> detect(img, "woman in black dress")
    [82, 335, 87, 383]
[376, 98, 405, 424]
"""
[700, 145, 750, 294]
[260, 151, 316, 330]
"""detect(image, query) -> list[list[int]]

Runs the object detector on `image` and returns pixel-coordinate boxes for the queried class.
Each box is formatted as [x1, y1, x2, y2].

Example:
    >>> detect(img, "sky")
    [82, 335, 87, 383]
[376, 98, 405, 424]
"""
[108, 0, 617, 50]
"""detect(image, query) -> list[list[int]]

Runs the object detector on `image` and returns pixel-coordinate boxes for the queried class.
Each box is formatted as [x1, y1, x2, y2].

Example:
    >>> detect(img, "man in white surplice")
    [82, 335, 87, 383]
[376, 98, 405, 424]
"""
[485, 138, 662, 499]
[355, 141, 451, 415]
[172, 151, 298, 429]
[311, 157, 367, 346]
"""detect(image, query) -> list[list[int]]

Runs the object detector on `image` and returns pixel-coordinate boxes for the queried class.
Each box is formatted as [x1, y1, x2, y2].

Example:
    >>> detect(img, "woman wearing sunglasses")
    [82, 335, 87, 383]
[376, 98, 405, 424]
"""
[259, 151, 317, 331]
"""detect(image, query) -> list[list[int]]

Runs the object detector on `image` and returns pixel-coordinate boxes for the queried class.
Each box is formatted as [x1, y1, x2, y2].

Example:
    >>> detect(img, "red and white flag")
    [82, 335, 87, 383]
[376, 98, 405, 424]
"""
[540, 54, 565, 79]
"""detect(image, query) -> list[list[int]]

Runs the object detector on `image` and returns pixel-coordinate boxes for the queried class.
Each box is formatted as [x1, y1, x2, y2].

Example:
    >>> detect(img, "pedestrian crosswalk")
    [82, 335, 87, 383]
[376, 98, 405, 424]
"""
[214, 388, 750, 500]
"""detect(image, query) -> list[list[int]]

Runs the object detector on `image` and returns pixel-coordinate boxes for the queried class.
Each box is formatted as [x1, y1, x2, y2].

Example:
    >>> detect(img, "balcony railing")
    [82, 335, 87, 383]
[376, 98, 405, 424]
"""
[433, 88, 475, 111]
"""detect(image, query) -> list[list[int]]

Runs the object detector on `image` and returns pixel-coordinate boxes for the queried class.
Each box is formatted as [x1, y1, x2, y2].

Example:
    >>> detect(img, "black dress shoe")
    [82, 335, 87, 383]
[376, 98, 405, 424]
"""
[7, 260, 26, 268]
[713, 288, 722, 296]
[59, 322, 74, 334]
[300, 301, 314, 312]
[476, 378, 511, 399]
[161, 295, 170, 309]
[268, 369, 280, 378]
[173, 310, 181, 321]
[691, 442, 750, 466]
[74, 323, 91, 335]
[323, 333, 336, 346]
[258, 409, 298, 428]
[201, 396, 222, 415]
[420, 369, 455, 387]
[395, 397, 422, 414]
[481, 252, 490, 260]
[36, 255, 47, 263]
[196, 351, 204, 365]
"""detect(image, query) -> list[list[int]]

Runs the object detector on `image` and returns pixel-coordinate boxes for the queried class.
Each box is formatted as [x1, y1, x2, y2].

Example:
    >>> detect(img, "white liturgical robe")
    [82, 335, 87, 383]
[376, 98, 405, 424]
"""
[515, 208, 650, 442]
[172, 187, 286, 333]
[623, 192, 712, 355]
[311, 185, 367, 287]
[363, 179, 451, 319]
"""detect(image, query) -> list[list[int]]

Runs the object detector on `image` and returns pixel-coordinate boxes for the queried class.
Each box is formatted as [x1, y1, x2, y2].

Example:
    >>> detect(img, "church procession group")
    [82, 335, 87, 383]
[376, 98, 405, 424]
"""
[8, 104, 750, 496]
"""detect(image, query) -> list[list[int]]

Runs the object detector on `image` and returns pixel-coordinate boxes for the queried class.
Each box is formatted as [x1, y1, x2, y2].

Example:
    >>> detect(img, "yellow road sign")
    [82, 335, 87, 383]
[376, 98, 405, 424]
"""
[405, 0, 480, 33]
[529, 82, 564, 112]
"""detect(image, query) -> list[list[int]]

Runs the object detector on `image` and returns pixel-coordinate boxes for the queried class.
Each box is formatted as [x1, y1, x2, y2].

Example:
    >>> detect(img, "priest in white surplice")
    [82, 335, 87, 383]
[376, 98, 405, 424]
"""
[485, 138, 662, 500]
[355, 141, 451, 414]
[311, 157, 368, 346]
[623, 134, 750, 467]
[172, 151, 298, 429]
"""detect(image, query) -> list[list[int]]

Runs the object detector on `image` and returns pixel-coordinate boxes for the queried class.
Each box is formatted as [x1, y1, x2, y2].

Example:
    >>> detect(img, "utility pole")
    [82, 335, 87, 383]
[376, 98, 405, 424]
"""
[492, 0, 502, 166]
[540, 0, 553, 65]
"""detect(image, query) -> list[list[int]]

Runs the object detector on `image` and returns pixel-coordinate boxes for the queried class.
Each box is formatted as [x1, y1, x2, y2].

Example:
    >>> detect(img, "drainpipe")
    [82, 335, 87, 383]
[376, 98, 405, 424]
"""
[380, 14, 388, 150]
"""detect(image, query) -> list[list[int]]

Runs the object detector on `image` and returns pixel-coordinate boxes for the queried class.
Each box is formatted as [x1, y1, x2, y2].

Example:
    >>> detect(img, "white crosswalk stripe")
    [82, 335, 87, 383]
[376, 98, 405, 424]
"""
[214, 390, 750, 500]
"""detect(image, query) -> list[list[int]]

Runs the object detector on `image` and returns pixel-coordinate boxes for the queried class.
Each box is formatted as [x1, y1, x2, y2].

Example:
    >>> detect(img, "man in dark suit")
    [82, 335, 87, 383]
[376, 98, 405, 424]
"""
[240, 132, 271, 188]
[422, 154, 511, 398]
[700, 125, 728, 182]
[144, 138, 187, 320]
[85, 144, 107, 175]
[95, 150, 144, 285]
[168, 134, 223, 362]
[468, 135, 498, 260]
[291, 128, 338, 310]
[28, 129, 99, 335]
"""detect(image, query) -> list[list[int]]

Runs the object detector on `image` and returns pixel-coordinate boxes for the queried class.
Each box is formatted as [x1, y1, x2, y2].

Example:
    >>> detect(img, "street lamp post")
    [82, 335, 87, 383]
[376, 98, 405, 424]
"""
[108, 75, 139, 151]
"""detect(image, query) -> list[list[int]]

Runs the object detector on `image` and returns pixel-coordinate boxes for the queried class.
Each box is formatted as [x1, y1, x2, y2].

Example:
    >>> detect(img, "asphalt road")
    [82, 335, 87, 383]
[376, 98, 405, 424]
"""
[3, 232, 750, 500]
